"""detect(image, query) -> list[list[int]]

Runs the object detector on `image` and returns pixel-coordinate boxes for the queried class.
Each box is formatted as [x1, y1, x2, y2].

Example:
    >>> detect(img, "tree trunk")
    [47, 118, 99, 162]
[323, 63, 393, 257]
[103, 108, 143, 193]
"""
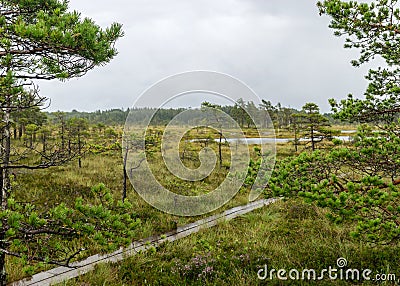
[18, 125, 22, 139]
[78, 128, 82, 168]
[123, 167, 127, 202]
[0, 166, 6, 286]
[42, 134, 46, 153]
[123, 146, 128, 202]
[0, 109, 12, 285]
[311, 125, 315, 151]
[218, 132, 222, 168]
[61, 120, 65, 151]
[294, 124, 298, 152]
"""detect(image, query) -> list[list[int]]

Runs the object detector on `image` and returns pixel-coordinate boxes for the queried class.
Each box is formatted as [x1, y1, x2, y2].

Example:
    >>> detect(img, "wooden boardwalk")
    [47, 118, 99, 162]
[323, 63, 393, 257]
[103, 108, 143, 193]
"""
[10, 198, 279, 286]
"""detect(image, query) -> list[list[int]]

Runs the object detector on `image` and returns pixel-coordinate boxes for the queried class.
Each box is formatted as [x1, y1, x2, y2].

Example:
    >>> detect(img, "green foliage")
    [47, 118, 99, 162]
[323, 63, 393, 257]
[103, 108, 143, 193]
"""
[268, 147, 400, 244]
[0, 1, 125, 283]
[2, 183, 140, 273]
[262, 0, 400, 246]
[0, 0, 124, 80]
[295, 103, 337, 151]
[318, 0, 400, 123]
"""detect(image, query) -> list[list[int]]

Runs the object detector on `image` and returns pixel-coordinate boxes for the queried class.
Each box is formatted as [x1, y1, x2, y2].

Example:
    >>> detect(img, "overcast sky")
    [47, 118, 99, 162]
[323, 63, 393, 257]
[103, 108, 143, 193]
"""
[40, 0, 376, 113]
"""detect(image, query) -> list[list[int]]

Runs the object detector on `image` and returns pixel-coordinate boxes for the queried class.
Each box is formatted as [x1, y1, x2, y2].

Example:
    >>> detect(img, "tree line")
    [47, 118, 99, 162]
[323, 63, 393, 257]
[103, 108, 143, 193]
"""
[40, 102, 342, 128]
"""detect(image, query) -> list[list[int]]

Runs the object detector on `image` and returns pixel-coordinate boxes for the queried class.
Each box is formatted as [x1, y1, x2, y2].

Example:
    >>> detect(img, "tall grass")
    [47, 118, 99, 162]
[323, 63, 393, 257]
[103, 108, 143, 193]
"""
[60, 199, 400, 285]
[9, 125, 397, 284]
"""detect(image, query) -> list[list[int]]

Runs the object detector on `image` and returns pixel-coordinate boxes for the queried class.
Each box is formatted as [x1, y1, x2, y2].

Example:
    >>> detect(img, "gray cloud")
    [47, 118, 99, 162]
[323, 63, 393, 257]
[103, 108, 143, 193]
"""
[39, 0, 373, 113]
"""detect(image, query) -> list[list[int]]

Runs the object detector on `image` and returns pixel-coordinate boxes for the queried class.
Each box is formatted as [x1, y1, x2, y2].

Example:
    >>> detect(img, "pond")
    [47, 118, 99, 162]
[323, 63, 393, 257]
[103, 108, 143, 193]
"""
[190, 135, 354, 145]
[220, 136, 353, 144]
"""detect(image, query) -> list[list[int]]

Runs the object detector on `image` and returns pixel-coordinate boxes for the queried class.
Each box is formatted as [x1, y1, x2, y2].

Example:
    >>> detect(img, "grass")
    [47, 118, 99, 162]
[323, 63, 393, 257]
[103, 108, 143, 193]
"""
[8, 125, 398, 284]
[8, 139, 268, 281]
[59, 199, 400, 285]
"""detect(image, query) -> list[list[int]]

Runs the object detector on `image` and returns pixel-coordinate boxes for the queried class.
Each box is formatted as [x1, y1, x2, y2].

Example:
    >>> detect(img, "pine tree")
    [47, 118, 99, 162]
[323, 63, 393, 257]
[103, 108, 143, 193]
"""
[268, 0, 400, 245]
[0, 1, 140, 284]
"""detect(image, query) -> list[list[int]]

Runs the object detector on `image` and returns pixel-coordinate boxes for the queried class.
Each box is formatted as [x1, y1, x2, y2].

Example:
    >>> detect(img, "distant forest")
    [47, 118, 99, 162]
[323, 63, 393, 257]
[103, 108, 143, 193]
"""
[43, 100, 341, 127]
